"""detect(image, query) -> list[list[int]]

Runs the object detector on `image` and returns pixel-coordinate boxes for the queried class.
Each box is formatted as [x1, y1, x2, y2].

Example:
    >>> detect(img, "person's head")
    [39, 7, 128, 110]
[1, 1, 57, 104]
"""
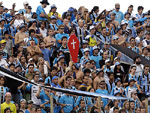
[50, 4, 57, 12]
[101, 27, 107, 36]
[83, 48, 90, 56]
[129, 100, 135, 109]
[28, 64, 34, 73]
[108, 72, 114, 80]
[4, 107, 11, 113]
[35, 107, 42, 113]
[39, 41, 45, 48]
[89, 26, 96, 34]
[123, 101, 129, 109]
[27, 100, 33, 109]
[27, 6, 32, 13]
[0, 76, 5, 86]
[84, 68, 91, 76]
[20, 99, 27, 109]
[128, 5, 133, 12]
[89, 60, 96, 69]
[19, 25, 26, 32]
[29, 29, 35, 37]
[140, 107, 146, 113]
[9, 63, 15, 72]
[115, 3, 120, 12]
[135, 108, 141, 113]
[119, 109, 127, 113]
[110, 12, 116, 20]
[145, 32, 150, 40]
[134, 56, 141, 65]
[65, 76, 72, 86]
[80, 99, 86, 108]
[23, 1, 29, 9]
[114, 99, 119, 106]
[113, 107, 119, 113]
[78, 19, 84, 27]
[83, 75, 89, 85]
[61, 36, 68, 45]
[97, 69, 104, 77]
[102, 51, 108, 59]
[63, 19, 69, 26]
[51, 66, 58, 76]
[48, 29, 54, 36]
[129, 37, 135, 45]
[129, 65, 136, 74]
[115, 78, 121, 86]
[131, 90, 137, 99]
[29, 39, 35, 46]
[93, 46, 99, 55]
[40, 21, 46, 29]
[4, 31, 9, 39]
[92, 6, 99, 13]
[5, 92, 12, 103]
[52, 76, 59, 84]
[144, 65, 150, 74]
[142, 47, 148, 55]
[137, 6, 144, 14]
[124, 13, 130, 20]
[33, 73, 40, 83]
[17, 110, 24, 113]
[58, 25, 65, 33]
[40, 0, 49, 8]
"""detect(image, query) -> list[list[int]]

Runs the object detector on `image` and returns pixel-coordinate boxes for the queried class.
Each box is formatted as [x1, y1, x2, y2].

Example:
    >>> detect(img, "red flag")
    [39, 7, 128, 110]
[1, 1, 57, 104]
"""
[68, 34, 79, 63]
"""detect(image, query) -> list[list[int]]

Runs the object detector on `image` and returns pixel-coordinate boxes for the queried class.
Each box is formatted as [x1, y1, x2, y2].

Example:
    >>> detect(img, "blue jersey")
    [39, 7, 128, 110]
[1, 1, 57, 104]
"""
[59, 95, 75, 113]
[36, 5, 47, 21]
[0, 86, 9, 103]
[95, 89, 108, 107]
[112, 10, 124, 24]
[45, 76, 51, 85]
[90, 55, 102, 68]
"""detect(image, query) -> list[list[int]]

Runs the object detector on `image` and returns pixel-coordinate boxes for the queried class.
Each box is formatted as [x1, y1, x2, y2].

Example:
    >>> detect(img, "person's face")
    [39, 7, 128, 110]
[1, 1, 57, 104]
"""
[51, 70, 57, 76]
[118, 29, 123, 34]
[80, 101, 85, 108]
[59, 28, 64, 33]
[143, 48, 148, 54]
[128, 7, 133, 12]
[90, 61, 95, 68]
[83, 76, 89, 84]
[40, 42, 45, 48]
[34, 75, 39, 82]
[109, 74, 114, 80]
[9, 57, 14, 63]
[43, 3, 47, 8]
[125, 14, 130, 20]
[28, 66, 34, 73]
[125, 102, 129, 109]
[78, 20, 84, 27]
[84, 51, 89, 56]
[116, 81, 121, 86]
[138, 9, 143, 14]
[6, 110, 11, 113]
[130, 38, 135, 44]
[114, 100, 119, 106]
[0, 78, 5, 85]
[98, 72, 104, 77]
[146, 34, 150, 40]
[131, 67, 136, 73]
[30, 32, 35, 37]
[53, 78, 58, 84]
[99, 81, 105, 88]
[136, 58, 141, 64]
[144, 67, 149, 74]
[62, 38, 67, 45]
[130, 102, 135, 109]
[5, 94, 12, 102]
[115, 4, 120, 11]
[66, 78, 71, 86]
[10, 65, 15, 72]
[90, 28, 96, 34]
[36, 108, 42, 113]
[48, 29, 54, 36]
[20, 101, 26, 108]
[93, 49, 98, 55]
[111, 14, 115, 19]
[102, 29, 107, 35]
[114, 109, 119, 113]
[141, 108, 146, 113]
[103, 52, 108, 59]
[28, 103, 33, 108]
[21, 56, 26, 63]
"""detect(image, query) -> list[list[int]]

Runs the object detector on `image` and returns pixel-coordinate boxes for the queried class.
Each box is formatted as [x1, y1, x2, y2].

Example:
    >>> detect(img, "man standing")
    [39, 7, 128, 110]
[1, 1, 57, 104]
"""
[36, 0, 49, 21]
[112, 3, 124, 24]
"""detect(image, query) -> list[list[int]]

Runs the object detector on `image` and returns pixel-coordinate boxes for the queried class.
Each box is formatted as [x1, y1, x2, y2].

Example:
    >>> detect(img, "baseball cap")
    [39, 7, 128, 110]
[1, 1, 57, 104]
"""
[27, 100, 33, 104]
[89, 25, 95, 31]
[20, 99, 26, 103]
[0, 40, 6, 44]
[114, 57, 119, 61]
[115, 62, 120, 66]
[105, 59, 110, 64]
[93, 46, 99, 50]
[84, 48, 89, 53]
[129, 78, 136, 83]
[115, 77, 121, 83]
[39, 78, 44, 82]
[23, 1, 29, 5]
[51, 4, 57, 9]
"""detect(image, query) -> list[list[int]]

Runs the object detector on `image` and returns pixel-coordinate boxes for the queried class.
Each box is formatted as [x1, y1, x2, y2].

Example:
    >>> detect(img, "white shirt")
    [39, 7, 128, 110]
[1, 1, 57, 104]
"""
[24, 13, 32, 21]
[39, 28, 47, 38]
[0, 59, 8, 67]
[13, 19, 24, 27]
[143, 39, 150, 47]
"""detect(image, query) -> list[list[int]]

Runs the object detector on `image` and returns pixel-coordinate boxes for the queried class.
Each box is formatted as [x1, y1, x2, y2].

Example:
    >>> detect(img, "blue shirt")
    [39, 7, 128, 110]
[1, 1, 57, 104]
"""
[36, 5, 47, 21]
[59, 95, 74, 113]
[90, 55, 102, 68]
[45, 76, 51, 85]
[96, 89, 108, 107]
[55, 33, 69, 48]
[113, 10, 124, 24]
[40, 48, 52, 64]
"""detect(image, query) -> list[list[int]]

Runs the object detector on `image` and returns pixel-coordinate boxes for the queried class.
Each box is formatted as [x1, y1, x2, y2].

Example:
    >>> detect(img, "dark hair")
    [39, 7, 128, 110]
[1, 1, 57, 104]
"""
[29, 29, 35, 36]
[65, 76, 72, 81]
[101, 27, 106, 31]
[83, 68, 91, 74]
[61, 36, 67, 41]
[8, 63, 15, 67]
[138, 6, 144, 11]
[119, 109, 126, 113]
[28, 64, 34, 68]
[113, 107, 119, 111]
[51, 66, 58, 71]
[89, 6, 99, 15]
[144, 65, 150, 69]
[133, 56, 140, 63]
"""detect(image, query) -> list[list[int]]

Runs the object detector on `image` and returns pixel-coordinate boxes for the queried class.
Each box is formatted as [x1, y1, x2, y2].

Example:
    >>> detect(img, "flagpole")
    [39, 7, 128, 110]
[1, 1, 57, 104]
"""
[98, 96, 101, 113]
[50, 95, 53, 113]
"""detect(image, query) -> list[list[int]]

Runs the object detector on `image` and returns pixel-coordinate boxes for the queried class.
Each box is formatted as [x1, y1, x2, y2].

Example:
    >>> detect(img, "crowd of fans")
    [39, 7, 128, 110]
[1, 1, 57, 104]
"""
[0, 0, 150, 113]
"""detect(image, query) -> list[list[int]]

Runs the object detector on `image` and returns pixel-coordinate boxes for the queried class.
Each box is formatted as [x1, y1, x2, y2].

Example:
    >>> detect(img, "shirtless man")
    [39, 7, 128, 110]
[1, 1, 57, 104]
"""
[93, 69, 104, 90]
[72, 63, 84, 88]
[110, 12, 119, 28]
[27, 39, 42, 62]
[15, 25, 28, 46]
[44, 29, 56, 49]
